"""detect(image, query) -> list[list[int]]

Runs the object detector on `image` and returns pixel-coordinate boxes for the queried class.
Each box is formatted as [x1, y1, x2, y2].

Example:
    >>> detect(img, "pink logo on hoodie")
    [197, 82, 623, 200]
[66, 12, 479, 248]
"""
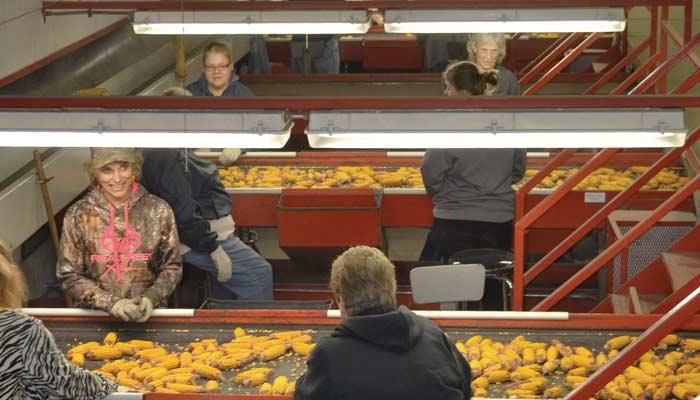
[90, 202, 151, 282]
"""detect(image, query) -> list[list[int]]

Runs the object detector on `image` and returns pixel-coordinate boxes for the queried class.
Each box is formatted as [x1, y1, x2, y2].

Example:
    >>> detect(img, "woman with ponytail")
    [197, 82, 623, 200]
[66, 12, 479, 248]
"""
[421, 61, 526, 262]
[0, 240, 121, 398]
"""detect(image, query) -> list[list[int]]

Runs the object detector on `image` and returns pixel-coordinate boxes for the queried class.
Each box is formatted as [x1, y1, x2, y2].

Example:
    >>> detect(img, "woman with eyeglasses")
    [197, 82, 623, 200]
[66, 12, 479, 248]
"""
[186, 41, 254, 97]
[421, 61, 526, 262]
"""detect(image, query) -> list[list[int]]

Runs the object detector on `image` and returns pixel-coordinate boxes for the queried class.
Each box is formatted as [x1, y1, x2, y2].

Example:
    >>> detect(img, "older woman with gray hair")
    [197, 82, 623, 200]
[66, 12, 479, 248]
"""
[294, 246, 471, 400]
[467, 32, 520, 95]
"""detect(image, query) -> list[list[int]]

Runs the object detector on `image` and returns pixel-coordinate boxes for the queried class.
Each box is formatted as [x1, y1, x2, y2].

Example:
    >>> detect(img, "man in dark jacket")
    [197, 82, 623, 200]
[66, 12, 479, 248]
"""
[186, 41, 254, 97]
[140, 147, 273, 300]
[295, 246, 471, 400]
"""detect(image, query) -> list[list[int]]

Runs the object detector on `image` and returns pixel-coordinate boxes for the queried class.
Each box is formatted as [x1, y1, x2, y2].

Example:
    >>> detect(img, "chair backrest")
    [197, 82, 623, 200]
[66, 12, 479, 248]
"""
[410, 264, 486, 304]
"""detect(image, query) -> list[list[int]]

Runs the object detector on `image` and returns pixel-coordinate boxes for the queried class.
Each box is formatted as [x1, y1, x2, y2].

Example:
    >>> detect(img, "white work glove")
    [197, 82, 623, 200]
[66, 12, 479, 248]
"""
[210, 245, 232, 282]
[133, 296, 154, 323]
[219, 148, 242, 166]
[110, 299, 142, 322]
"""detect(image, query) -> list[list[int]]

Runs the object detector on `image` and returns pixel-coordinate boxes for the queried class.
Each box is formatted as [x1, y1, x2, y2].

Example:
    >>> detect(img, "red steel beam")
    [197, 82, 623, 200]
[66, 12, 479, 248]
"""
[513, 149, 618, 310]
[532, 173, 700, 311]
[630, 33, 700, 94]
[524, 32, 602, 95]
[610, 52, 663, 95]
[514, 149, 575, 221]
[523, 128, 700, 286]
[2, 96, 700, 110]
[685, 0, 693, 43]
[662, 20, 700, 69]
[585, 37, 651, 94]
[671, 69, 700, 94]
[41, 0, 690, 11]
[659, 5, 670, 93]
[519, 33, 584, 87]
[566, 287, 700, 400]
[519, 34, 570, 80]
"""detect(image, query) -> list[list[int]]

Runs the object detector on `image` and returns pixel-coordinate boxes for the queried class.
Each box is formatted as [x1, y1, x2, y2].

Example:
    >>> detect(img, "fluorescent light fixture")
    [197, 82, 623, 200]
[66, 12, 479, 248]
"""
[306, 109, 686, 149]
[133, 10, 371, 35]
[384, 8, 626, 33]
[0, 110, 291, 148]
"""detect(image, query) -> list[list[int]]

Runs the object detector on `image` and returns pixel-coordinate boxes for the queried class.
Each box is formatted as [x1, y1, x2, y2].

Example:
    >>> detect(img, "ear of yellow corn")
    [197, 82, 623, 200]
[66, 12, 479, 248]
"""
[127, 340, 155, 350]
[485, 370, 510, 383]
[116, 376, 140, 389]
[541, 360, 559, 375]
[70, 353, 85, 367]
[258, 382, 273, 394]
[103, 332, 118, 346]
[165, 383, 204, 393]
[88, 346, 123, 360]
[565, 375, 586, 387]
[204, 380, 220, 393]
[465, 335, 482, 346]
[681, 339, 700, 352]
[270, 330, 305, 340]
[284, 381, 296, 396]
[155, 355, 180, 370]
[568, 367, 589, 377]
[652, 383, 673, 400]
[240, 373, 268, 387]
[191, 362, 223, 380]
[272, 376, 289, 395]
[179, 351, 192, 368]
[605, 336, 634, 351]
[543, 385, 564, 398]
[292, 341, 315, 357]
[136, 347, 168, 361]
[259, 344, 287, 361]
[217, 353, 256, 370]
[627, 380, 645, 400]
[596, 352, 608, 367]
[112, 342, 135, 356]
[233, 327, 246, 339]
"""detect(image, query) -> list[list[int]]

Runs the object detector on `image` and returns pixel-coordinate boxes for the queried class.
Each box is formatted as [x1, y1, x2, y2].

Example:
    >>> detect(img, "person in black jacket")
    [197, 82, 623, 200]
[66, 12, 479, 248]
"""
[295, 246, 471, 400]
[140, 147, 273, 301]
[140, 87, 273, 300]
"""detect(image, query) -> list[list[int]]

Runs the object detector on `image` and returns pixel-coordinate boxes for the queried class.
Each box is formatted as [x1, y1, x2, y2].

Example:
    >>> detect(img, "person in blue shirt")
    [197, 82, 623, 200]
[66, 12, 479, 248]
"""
[186, 42, 255, 97]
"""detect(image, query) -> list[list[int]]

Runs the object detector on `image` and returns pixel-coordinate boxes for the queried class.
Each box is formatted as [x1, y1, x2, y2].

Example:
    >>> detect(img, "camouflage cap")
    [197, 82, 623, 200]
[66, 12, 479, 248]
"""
[90, 148, 140, 169]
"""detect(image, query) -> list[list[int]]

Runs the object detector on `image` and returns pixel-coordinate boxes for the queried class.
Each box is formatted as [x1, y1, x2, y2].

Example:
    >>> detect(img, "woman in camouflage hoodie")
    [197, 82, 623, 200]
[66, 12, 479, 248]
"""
[57, 148, 182, 322]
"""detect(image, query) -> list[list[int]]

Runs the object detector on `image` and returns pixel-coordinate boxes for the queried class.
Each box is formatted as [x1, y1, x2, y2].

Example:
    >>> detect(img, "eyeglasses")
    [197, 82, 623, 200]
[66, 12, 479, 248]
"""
[204, 63, 231, 72]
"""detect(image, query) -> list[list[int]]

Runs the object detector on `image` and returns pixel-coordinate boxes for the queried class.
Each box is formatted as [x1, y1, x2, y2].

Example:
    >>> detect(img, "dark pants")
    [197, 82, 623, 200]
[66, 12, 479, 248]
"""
[430, 218, 513, 263]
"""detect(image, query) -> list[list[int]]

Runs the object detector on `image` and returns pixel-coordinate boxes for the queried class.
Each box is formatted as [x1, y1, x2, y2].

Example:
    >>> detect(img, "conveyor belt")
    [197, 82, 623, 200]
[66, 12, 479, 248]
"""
[44, 319, 700, 397]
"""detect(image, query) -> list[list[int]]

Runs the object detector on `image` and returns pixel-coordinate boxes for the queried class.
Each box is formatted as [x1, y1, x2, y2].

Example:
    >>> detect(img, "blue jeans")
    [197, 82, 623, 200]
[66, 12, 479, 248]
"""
[183, 235, 273, 300]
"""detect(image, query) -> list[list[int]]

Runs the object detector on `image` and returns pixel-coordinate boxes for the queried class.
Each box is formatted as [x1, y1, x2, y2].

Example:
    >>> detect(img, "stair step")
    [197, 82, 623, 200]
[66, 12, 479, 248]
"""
[629, 286, 666, 314]
[662, 252, 700, 291]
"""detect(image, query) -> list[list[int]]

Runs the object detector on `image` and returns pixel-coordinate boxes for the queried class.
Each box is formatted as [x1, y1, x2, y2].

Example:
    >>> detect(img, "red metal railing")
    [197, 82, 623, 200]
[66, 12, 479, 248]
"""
[519, 129, 700, 290]
[566, 287, 700, 400]
[512, 144, 700, 311]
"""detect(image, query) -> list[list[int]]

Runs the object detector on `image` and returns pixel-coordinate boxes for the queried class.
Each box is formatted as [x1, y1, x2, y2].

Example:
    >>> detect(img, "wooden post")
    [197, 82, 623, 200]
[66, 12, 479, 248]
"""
[174, 35, 187, 86]
[33, 150, 71, 306]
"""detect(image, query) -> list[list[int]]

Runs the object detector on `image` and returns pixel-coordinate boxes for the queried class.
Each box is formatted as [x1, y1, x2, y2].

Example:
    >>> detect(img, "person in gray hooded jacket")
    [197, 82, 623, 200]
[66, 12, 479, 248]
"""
[295, 246, 471, 400]
[421, 62, 526, 262]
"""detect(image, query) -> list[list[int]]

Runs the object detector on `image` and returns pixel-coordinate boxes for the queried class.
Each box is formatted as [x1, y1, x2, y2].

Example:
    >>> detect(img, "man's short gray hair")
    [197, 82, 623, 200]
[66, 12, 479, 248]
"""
[330, 246, 397, 317]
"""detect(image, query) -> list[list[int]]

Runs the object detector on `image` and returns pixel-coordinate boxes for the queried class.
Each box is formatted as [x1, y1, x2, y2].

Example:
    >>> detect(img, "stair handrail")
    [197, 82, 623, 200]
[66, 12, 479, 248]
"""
[565, 287, 700, 400]
[522, 128, 700, 289]
[531, 171, 700, 311]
